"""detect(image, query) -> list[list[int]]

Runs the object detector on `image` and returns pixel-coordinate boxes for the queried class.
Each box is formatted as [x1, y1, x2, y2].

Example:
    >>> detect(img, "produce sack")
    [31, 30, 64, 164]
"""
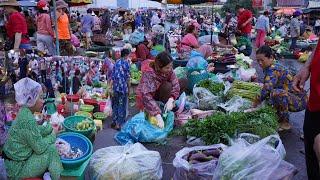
[186, 50, 208, 71]
[173, 144, 227, 180]
[89, 143, 163, 180]
[213, 135, 295, 180]
[193, 87, 221, 110]
[114, 111, 174, 144]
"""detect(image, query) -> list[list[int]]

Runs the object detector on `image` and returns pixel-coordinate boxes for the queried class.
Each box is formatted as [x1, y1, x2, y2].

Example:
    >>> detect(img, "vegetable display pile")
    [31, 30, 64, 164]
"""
[226, 81, 262, 101]
[197, 79, 225, 95]
[130, 64, 142, 85]
[180, 106, 278, 145]
[55, 138, 84, 159]
[183, 147, 223, 164]
[76, 119, 93, 131]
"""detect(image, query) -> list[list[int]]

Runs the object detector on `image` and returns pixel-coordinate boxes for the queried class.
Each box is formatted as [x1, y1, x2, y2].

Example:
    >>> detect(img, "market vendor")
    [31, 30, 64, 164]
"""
[181, 22, 231, 59]
[136, 52, 187, 128]
[2, 77, 63, 179]
[253, 46, 307, 131]
[150, 24, 171, 53]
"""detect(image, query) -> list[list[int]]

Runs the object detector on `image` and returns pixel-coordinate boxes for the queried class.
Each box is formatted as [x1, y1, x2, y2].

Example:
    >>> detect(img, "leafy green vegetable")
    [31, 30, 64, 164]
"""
[179, 106, 278, 145]
[197, 79, 225, 95]
[226, 81, 262, 101]
[130, 64, 142, 85]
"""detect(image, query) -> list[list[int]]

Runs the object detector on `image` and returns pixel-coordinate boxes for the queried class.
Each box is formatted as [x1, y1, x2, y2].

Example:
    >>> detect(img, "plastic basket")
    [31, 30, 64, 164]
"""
[80, 105, 94, 113]
[58, 132, 93, 169]
[75, 111, 92, 118]
[63, 115, 96, 137]
[93, 112, 107, 120]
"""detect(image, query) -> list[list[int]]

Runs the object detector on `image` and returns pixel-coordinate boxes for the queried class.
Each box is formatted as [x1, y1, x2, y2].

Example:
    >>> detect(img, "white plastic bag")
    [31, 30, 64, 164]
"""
[103, 97, 112, 117]
[173, 144, 227, 180]
[89, 143, 163, 180]
[50, 112, 65, 133]
[238, 67, 256, 82]
[213, 135, 289, 180]
[193, 87, 221, 110]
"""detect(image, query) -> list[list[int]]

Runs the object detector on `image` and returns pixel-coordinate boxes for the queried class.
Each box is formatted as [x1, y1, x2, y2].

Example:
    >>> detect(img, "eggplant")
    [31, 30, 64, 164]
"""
[189, 152, 208, 161]
[189, 160, 201, 164]
[203, 149, 221, 158]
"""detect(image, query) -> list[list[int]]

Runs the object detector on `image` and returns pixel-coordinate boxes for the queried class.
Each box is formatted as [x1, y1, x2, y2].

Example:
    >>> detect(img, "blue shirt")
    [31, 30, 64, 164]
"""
[255, 15, 270, 32]
[81, 14, 94, 33]
[112, 58, 130, 94]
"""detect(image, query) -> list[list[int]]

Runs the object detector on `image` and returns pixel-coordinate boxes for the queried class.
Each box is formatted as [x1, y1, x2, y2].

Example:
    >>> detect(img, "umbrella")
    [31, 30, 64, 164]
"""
[276, 8, 296, 15]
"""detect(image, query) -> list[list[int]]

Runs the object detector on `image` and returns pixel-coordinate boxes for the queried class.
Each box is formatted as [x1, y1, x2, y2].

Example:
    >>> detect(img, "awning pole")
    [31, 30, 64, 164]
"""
[52, 0, 60, 56]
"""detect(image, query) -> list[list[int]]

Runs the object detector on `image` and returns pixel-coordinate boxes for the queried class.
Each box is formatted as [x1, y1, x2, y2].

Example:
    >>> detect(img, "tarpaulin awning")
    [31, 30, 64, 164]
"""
[150, 0, 217, 5]
[277, 0, 306, 7]
[275, 8, 296, 15]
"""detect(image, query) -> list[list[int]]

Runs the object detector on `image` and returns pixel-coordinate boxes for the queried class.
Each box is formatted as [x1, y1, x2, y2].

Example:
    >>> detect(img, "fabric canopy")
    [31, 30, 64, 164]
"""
[150, 0, 216, 5]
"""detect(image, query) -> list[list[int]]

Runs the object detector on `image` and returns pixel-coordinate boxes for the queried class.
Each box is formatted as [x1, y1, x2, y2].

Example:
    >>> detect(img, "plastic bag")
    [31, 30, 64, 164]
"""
[50, 112, 65, 133]
[114, 111, 174, 145]
[193, 87, 221, 110]
[238, 67, 256, 82]
[173, 144, 227, 180]
[103, 97, 112, 117]
[0, 158, 7, 180]
[89, 143, 163, 180]
[218, 96, 252, 113]
[129, 30, 145, 45]
[213, 135, 291, 180]
[175, 92, 186, 114]
[174, 67, 188, 79]
[186, 51, 208, 71]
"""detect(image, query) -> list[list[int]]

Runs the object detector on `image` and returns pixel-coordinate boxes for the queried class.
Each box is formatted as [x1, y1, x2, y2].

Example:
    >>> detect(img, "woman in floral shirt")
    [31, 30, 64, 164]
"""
[253, 45, 307, 131]
[136, 52, 182, 128]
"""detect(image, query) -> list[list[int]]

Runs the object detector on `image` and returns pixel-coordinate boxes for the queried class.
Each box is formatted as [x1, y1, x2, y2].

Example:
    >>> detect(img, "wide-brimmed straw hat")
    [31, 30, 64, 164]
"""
[56, 0, 68, 9]
[0, 0, 20, 7]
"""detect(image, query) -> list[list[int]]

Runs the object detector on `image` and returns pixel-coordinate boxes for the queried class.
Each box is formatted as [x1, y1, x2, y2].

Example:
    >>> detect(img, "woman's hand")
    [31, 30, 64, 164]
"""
[155, 114, 164, 129]
[293, 66, 310, 92]
[252, 98, 261, 108]
[164, 98, 175, 112]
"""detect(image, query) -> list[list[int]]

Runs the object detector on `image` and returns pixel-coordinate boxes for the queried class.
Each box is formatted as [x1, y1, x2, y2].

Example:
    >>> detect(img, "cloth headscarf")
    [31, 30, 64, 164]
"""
[14, 78, 42, 107]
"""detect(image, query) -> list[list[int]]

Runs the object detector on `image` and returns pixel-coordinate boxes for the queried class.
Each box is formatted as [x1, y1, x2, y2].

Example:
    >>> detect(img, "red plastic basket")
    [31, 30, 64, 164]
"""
[66, 95, 80, 102]
[83, 99, 98, 106]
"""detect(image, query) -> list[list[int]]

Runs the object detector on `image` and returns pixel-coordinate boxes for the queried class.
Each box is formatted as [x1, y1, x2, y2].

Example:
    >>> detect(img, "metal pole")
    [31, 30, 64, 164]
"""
[211, 3, 214, 45]
[52, 0, 60, 56]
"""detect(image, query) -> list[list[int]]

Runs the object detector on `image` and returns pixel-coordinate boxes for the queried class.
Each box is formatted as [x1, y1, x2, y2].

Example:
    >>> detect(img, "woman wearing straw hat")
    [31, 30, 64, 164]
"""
[0, 0, 31, 51]
[55, 0, 73, 56]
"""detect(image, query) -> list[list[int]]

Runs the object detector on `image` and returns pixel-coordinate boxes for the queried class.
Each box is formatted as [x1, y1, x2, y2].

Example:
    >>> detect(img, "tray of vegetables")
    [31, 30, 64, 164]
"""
[93, 112, 107, 120]
[226, 81, 262, 101]
[196, 79, 225, 95]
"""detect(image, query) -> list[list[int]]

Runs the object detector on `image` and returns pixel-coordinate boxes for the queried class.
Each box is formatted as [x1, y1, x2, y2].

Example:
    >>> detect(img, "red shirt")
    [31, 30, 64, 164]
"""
[5, 12, 29, 44]
[237, 10, 253, 35]
[308, 41, 320, 112]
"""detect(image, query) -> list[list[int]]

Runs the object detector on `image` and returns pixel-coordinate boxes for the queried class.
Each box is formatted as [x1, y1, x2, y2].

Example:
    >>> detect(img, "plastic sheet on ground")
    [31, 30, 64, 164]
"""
[173, 144, 227, 180]
[213, 135, 295, 180]
[89, 143, 163, 180]
[114, 111, 174, 145]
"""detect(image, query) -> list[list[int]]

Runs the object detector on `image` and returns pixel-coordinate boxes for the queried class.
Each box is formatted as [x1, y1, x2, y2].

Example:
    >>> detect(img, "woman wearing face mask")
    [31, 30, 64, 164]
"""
[2, 78, 63, 179]
[36, 0, 55, 55]
[136, 52, 187, 128]
[0, 0, 31, 51]
[253, 45, 307, 131]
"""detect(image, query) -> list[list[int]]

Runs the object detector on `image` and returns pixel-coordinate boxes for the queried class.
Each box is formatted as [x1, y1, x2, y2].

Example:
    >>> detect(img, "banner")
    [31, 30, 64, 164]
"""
[252, 0, 263, 7]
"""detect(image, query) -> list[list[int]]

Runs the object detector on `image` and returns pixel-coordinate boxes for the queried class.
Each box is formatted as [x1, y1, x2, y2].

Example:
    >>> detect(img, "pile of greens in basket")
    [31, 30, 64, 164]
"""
[197, 79, 225, 95]
[226, 81, 262, 101]
[180, 106, 278, 145]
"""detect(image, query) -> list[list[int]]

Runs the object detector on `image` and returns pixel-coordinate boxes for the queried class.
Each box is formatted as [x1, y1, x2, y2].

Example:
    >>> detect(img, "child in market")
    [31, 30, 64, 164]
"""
[253, 45, 307, 131]
[111, 49, 131, 130]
